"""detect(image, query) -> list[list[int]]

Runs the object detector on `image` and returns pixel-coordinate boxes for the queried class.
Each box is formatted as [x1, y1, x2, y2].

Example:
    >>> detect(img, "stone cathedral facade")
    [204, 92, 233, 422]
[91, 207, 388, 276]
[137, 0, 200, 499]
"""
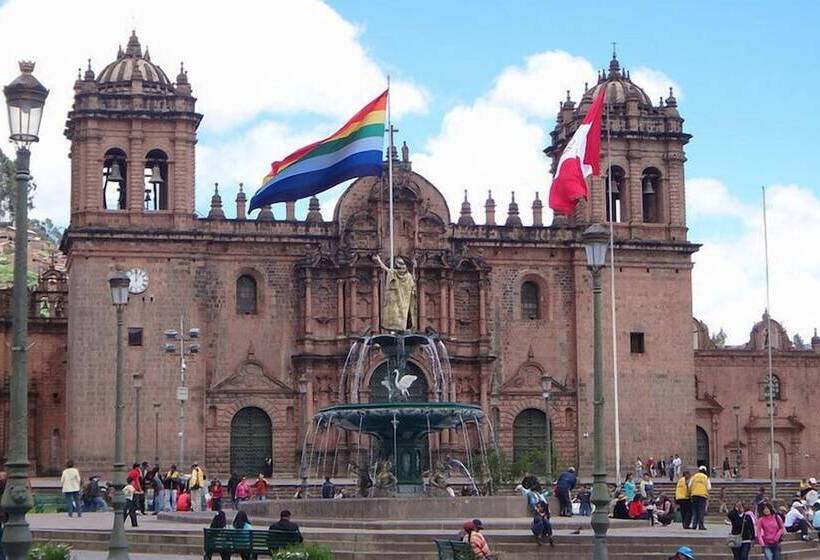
[2, 35, 818, 479]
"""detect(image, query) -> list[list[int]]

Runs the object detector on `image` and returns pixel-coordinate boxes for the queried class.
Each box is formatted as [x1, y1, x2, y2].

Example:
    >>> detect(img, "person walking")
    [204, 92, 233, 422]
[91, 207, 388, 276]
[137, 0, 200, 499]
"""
[688, 466, 711, 530]
[676, 471, 692, 529]
[634, 457, 643, 481]
[728, 500, 755, 560]
[722, 457, 731, 479]
[60, 460, 82, 518]
[123, 476, 138, 527]
[672, 454, 682, 478]
[577, 485, 592, 516]
[227, 472, 240, 509]
[555, 467, 577, 517]
[190, 462, 206, 512]
[756, 503, 784, 560]
[83, 475, 108, 512]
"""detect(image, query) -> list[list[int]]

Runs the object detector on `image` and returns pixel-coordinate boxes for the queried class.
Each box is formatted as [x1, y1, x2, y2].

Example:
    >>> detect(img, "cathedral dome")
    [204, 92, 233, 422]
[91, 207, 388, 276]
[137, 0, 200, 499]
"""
[97, 31, 174, 93]
[581, 54, 653, 107]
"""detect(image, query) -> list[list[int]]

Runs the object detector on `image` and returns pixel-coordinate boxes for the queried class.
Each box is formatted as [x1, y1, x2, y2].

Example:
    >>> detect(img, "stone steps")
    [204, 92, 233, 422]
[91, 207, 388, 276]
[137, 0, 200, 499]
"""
[33, 528, 819, 559]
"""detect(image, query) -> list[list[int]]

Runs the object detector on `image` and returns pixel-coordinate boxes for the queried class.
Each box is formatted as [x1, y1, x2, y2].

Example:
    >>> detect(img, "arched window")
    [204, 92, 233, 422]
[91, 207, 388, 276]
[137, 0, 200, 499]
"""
[103, 148, 127, 210]
[236, 275, 257, 314]
[521, 281, 539, 320]
[761, 374, 781, 401]
[641, 168, 662, 223]
[605, 166, 625, 222]
[144, 149, 169, 211]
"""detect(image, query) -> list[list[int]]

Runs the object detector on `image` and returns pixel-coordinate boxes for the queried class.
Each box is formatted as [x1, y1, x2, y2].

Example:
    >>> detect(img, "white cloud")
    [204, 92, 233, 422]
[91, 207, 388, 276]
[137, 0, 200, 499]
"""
[413, 50, 680, 226]
[0, 0, 428, 225]
[487, 51, 598, 118]
[689, 178, 820, 345]
[630, 67, 682, 105]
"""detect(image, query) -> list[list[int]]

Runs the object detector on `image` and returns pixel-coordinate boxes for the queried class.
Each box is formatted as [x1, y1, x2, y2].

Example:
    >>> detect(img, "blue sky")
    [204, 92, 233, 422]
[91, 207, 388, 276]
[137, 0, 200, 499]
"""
[0, 0, 817, 344]
[332, 0, 819, 220]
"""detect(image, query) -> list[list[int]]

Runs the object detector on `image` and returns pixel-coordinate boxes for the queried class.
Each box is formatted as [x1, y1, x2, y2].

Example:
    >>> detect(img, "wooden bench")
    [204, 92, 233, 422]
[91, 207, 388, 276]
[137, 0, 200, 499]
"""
[32, 493, 65, 513]
[204, 528, 303, 559]
[434, 540, 476, 560]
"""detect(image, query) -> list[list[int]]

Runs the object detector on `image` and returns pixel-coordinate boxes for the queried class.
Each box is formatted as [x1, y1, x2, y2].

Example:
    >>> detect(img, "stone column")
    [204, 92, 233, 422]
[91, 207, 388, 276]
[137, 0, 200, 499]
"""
[439, 273, 448, 335]
[479, 279, 487, 337]
[371, 268, 379, 330]
[336, 279, 345, 335]
[349, 276, 358, 334]
[304, 270, 313, 336]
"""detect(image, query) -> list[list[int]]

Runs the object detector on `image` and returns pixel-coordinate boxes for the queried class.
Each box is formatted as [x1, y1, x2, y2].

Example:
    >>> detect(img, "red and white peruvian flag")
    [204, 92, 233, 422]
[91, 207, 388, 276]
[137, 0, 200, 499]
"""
[548, 88, 607, 215]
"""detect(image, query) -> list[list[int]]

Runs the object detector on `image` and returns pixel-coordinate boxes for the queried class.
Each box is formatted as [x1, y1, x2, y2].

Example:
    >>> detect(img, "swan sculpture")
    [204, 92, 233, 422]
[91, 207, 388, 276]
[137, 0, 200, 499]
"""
[393, 369, 417, 399]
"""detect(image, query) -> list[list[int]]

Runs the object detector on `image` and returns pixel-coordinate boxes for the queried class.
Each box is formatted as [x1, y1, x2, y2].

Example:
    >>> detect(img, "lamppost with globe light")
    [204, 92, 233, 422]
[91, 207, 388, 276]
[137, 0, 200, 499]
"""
[583, 223, 611, 560]
[1, 60, 48, 560]
[107, 271, 131, 560]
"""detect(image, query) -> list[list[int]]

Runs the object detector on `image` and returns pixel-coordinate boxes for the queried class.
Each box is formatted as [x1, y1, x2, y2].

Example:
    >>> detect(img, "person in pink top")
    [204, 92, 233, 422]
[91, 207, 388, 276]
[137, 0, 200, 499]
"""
[235, 476, 252, 502]
[756, 503, 785, 560]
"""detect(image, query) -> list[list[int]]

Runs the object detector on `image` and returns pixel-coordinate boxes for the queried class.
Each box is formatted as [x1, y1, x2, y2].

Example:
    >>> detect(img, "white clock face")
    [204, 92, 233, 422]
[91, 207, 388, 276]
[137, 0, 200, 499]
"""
[126, 268, 149, 294]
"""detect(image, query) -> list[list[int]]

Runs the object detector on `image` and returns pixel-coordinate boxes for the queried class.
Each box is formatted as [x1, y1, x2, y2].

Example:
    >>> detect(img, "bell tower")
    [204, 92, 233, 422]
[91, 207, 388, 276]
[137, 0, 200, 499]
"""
[546, 52, 691, 240]
[65, 31, 202, 228]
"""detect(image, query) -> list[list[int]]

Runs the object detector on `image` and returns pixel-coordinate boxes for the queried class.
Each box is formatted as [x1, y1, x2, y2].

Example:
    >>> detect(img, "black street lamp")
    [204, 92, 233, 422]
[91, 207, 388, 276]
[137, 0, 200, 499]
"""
[540, 374, 553, 484]
[583, 223, 610, 560]
[1, 60, 48, 560]
[108, 271, 131, 560]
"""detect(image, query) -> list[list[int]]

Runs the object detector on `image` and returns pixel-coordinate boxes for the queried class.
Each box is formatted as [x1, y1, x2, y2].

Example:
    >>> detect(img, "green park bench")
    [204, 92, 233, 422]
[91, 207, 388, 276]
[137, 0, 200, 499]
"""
[204, 528, 303, 559]
[32, 493, 65, 513]
[434, 539, 476, 560]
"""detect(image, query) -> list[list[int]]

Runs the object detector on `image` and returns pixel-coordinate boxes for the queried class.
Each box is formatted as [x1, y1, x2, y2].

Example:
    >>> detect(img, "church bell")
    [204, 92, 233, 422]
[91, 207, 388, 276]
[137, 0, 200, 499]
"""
[107, 162, 124, 183]
[149, 164, 163, 184]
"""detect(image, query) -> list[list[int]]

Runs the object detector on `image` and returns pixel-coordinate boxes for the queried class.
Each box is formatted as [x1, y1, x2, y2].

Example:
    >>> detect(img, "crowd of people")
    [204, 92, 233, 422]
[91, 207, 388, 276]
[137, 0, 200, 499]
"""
[56, 460, 282, 528]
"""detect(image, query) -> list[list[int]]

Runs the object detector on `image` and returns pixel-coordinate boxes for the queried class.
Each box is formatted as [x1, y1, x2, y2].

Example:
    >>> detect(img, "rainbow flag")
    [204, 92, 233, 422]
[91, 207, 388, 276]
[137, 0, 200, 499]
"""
[250, 89, 388, 209]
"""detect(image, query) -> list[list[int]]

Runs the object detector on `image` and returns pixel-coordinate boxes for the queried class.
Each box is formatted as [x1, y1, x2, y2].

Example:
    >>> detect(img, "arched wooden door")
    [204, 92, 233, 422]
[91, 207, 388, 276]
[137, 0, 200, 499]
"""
[230, 407, 272, 477]
[513, 408, 547, 465]
[696, 426, 710, 472]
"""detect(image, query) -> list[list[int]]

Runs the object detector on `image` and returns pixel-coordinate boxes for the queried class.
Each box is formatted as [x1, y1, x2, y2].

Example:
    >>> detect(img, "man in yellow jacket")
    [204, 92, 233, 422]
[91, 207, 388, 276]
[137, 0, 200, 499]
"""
[688, 465, 711, 530]
[675, 471, 692, 529]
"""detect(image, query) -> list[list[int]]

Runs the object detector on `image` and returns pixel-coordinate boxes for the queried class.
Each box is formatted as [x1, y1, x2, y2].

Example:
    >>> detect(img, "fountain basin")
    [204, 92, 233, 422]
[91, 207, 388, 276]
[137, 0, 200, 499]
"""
[316, 402, 485, 490]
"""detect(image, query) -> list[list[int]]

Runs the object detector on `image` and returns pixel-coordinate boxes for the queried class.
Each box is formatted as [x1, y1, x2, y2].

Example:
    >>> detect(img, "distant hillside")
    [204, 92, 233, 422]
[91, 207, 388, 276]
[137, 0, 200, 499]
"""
[0, 224, 65, 288]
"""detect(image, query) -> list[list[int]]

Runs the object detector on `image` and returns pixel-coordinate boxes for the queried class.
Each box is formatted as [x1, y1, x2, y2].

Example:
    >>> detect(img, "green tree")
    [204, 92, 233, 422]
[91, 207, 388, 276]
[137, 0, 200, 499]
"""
[793, 334, 807, 350]
[0, 147, 36, 221]
[30, 217, 64, 245]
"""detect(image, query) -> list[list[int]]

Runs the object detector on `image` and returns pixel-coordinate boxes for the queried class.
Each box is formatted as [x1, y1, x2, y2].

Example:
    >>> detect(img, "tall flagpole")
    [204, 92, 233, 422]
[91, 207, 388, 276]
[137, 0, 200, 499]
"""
[387, 76, 395, 268]
[605, 88, 622, 486]
[762, 185, 776, 500]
